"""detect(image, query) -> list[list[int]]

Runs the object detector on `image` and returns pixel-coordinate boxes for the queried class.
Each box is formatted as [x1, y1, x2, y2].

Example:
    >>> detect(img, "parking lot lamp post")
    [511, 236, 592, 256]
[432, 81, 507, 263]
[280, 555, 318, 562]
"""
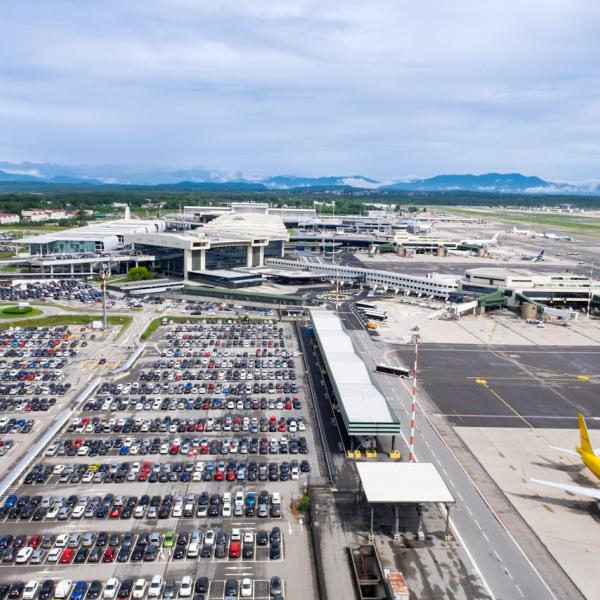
[100, 267, 109, 329]
[408, 334, 420, 462]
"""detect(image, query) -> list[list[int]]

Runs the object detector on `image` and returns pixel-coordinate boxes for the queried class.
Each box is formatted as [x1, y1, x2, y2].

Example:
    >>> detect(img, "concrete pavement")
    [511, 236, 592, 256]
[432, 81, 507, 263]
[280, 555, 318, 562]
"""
[336, 302, 582, 600]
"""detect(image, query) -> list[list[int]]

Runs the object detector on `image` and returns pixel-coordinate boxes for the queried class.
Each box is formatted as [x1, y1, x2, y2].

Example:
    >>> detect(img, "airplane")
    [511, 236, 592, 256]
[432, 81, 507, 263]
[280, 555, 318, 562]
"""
[458, 232, 501, 247]
[543, 232, 572, 242]
[511, 226, 538, 237]
[532, 413, 600, 507]
[521, 250, 545, 262]
[405, 220, 435, 234]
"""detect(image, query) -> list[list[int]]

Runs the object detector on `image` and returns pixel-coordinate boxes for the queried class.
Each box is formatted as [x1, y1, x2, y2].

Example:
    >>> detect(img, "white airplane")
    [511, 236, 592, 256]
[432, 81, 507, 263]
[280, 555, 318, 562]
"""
[405, 220, 435, 233]
[511, 226, 538, 237]
[543, 232, 572, 242]
[459, 232, 501, 247]
[521, 250, 545, 262]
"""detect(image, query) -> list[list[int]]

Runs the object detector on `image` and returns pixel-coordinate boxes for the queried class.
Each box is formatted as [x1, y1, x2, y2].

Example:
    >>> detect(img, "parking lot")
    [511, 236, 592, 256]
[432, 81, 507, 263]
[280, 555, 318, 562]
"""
[0, 318, 322, 600]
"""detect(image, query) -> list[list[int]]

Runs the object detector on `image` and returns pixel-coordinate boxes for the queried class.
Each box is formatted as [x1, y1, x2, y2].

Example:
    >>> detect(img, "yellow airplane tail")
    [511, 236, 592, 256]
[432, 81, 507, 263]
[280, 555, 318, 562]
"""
[577, 413, 595, 456]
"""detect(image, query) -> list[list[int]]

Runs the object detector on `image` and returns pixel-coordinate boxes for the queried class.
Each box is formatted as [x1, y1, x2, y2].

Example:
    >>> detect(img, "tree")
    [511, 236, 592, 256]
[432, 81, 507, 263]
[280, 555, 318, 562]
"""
[127, 266, 155, 281]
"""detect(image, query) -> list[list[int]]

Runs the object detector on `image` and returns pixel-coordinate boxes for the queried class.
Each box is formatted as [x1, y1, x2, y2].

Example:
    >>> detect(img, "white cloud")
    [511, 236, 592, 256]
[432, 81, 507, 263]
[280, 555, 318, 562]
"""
[0, 0, 599, 179]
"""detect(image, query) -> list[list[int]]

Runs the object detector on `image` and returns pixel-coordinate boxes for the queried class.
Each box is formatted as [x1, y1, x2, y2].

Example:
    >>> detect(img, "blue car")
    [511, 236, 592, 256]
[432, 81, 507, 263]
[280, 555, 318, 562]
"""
[71, 580, 87, 600]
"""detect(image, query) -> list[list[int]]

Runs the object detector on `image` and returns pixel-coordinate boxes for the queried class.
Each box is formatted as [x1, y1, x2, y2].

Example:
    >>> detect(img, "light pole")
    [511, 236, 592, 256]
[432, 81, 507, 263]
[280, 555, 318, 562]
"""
[587, 261, 594, 319]
[408, 333, 420, 462]
[100, 266, 109, 329]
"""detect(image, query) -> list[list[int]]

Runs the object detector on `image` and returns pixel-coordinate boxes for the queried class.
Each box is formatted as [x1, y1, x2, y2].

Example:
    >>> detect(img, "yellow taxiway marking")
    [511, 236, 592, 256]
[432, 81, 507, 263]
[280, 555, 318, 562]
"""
[472, 377, 534, 429]
[110, 360, 122, 369]
[88, 360, 98, 369]
[577, 375, 591, 381]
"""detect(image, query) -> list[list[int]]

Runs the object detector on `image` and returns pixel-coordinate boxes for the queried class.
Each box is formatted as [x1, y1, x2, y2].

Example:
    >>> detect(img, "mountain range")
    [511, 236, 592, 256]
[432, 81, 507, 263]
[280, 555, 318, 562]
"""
[0, 162, 597, 195]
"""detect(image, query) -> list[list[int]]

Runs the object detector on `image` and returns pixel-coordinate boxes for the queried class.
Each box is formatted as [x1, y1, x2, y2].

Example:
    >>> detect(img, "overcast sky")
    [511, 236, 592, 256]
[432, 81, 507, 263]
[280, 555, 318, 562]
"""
[1, 0, 599, 181]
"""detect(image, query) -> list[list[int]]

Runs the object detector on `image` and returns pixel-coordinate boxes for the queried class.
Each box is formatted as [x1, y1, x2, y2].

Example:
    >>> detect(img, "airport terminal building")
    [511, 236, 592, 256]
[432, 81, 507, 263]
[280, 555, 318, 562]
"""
[18, 212, 289, 282]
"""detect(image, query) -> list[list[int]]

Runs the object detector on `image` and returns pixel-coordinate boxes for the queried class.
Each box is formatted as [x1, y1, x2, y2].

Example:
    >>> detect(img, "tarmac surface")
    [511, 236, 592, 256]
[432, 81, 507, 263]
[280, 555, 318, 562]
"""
[388, 344, 600, 428]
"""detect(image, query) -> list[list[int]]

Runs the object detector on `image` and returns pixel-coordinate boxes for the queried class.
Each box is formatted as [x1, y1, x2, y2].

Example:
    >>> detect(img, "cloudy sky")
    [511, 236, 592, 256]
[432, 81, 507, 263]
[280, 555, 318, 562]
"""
[1, 0, 599, 181]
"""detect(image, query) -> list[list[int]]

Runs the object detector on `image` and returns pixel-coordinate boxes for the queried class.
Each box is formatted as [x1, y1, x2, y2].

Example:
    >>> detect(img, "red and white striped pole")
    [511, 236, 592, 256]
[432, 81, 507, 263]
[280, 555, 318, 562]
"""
[408, 334, 420, 462]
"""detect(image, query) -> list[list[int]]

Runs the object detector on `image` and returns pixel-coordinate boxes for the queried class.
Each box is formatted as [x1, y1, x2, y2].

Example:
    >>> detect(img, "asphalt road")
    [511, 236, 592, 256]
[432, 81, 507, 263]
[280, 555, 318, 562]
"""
[334, 301, 570, 600]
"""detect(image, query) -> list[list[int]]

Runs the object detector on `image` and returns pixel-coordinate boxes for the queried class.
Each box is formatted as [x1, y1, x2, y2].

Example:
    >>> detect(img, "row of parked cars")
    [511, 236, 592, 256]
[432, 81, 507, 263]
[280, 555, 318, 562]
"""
[0, 574, 284, 600]
[1, 490, 282, 521]
[0, 382, 70, 398]
[82, 393, 301, 412]
[48, 433, 308, 457]
[0, 359, 67, 370]
[24, 457, 311, 486]
[0, 280, 102, 304]
[0, 397, 57, 413]
[67, 414, 305, 435]
[0, 418, 33, 434]
[0, 525, 282, 566]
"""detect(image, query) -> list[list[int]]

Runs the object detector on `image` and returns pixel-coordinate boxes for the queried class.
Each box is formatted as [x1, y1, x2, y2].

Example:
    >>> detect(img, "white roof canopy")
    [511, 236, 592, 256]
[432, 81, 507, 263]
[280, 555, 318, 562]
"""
[310, 308, 401, 435]
[356, 462, 455, 504]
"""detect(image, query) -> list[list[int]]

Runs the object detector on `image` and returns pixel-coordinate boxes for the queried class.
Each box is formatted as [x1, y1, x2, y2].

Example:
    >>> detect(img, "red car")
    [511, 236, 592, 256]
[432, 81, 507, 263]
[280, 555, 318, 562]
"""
[60, 549, 74, 564]
[102, 548, 115, 562]
[214, 470, 224, 481]
[109, 507, 121, 519]
[226, 470, 236, 482]
[28, 536, 41, 549]
[228, 541, 241, 558]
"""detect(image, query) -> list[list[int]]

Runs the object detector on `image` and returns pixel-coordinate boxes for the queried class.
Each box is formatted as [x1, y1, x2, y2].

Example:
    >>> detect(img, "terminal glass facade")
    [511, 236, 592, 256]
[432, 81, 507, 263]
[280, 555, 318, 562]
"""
[135, 244, 183, 277]
[29, 240, 99, 255]
[263, 240, 284, 258]
[205, 244, 247, 270]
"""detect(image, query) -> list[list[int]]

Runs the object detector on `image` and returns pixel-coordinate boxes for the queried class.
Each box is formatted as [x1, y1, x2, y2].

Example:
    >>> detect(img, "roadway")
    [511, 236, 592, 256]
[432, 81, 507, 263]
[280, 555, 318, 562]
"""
[333, 298, 582, 600]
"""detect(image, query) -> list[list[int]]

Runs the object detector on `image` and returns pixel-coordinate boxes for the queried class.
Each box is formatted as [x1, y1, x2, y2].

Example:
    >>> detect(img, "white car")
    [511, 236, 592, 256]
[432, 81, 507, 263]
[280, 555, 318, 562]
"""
[55, 533, 70, 547]
[47, 547, 62, 562]
[187, 542, 199, 558]
[204, 530, 215, 546]
[16, 546, 33, 563]
[72, 505, 85, 519]
[54, 580, 72, 600]
[179, 577, 193, 598]
[132, 579, 146, 600]
[103, 578, 119, 600]
[243, 531, 254, 544]
[23, 581, 39, 600]
[222, 502, 232, 517]
[240, 578, 253, 598]
[234, 491, 244, 506]
[147, 576, 163, 598]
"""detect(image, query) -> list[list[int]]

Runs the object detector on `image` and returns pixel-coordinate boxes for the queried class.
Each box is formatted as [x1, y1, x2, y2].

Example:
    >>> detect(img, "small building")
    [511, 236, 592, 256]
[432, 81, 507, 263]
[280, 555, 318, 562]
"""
[188, 269, 263, 288]
[21, 209, 77, 222]
[461, 267, 600, 305]
[0, 212, 20, 225]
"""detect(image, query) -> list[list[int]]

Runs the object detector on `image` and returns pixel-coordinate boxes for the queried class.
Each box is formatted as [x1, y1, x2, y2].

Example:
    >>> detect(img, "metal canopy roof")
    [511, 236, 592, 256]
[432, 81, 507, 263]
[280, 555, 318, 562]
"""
[309, 308, 401, 435]
[356, 462, 455, 504]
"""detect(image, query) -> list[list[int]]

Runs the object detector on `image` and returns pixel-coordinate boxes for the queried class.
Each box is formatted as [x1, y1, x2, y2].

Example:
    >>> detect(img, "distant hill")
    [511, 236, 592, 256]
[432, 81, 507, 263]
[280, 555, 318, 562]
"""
[381, 173, 552, 193]
[0, 162, 596, 195]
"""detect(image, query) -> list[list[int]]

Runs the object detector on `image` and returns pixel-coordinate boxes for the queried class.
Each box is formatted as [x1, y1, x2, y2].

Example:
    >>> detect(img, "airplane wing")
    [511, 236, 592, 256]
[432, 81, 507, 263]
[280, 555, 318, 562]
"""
[531, 479, 600, 501]
[548, 446, 579, 457]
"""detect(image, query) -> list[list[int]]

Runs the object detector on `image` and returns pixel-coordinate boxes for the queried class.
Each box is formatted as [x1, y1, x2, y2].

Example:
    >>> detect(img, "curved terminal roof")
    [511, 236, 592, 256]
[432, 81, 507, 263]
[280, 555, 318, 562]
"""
[309, 308, 401, 436]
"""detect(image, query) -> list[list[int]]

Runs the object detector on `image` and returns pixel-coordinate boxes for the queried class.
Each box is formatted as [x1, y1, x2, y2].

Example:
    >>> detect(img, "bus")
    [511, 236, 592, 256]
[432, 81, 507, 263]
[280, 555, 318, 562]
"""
[376, 363, 411, 378]
[363, 309, 387, 321]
